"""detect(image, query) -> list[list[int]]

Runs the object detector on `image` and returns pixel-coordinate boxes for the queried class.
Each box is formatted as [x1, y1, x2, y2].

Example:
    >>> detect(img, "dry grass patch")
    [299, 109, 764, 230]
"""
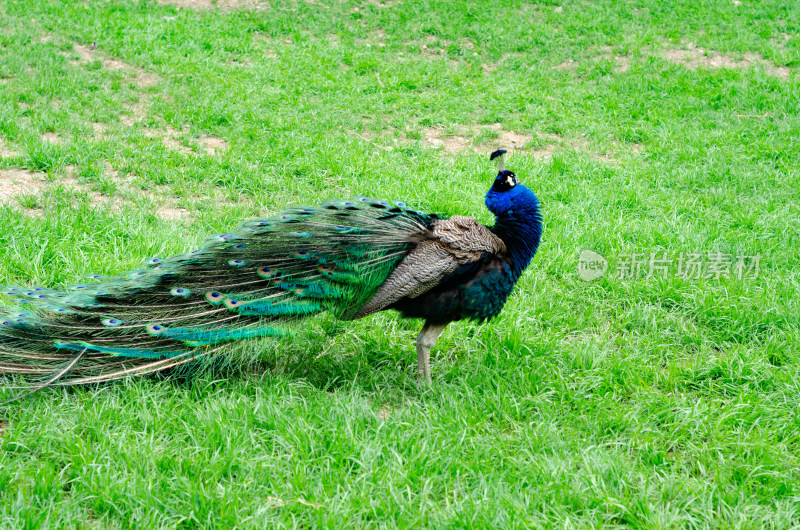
[0, 421, 7, 437]
[663, 43, 790, 79]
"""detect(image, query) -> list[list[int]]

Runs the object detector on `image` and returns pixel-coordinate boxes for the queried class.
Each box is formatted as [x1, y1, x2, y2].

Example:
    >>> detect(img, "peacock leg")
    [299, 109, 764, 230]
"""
[416, 322, 448, 386]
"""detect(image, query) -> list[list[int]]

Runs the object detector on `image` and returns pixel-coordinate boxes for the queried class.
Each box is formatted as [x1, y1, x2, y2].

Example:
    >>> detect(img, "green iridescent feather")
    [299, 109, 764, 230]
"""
[0, 197, 436, 387]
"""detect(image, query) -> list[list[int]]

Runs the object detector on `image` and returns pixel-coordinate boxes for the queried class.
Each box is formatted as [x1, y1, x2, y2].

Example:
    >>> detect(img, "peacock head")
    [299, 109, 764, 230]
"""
[484, 149, 540, 218]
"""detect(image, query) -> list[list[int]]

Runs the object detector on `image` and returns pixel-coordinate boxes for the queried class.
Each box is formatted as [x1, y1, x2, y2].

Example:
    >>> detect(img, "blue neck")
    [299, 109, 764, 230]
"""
[493, 201, 543, 277]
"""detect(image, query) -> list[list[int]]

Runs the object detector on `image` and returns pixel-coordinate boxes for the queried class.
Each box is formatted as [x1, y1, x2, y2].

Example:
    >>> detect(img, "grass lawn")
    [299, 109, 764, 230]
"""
[1, 0, 799, 527]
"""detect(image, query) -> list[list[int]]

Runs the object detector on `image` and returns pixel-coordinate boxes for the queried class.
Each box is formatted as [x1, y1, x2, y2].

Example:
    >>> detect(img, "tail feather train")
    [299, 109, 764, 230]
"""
[0, 198, 437, 387]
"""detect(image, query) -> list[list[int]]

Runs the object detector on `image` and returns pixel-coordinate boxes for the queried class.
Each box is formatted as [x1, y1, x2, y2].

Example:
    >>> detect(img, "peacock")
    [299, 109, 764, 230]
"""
[0, 150, 542, 396]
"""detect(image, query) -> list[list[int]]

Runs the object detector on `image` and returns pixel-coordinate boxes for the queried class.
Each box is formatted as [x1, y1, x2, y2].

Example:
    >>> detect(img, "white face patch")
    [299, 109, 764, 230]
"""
[505, 175, 516, 187]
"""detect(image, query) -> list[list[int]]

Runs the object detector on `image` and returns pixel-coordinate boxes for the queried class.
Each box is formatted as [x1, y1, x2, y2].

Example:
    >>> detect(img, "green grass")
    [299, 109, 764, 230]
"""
[1, 0, 799, 527]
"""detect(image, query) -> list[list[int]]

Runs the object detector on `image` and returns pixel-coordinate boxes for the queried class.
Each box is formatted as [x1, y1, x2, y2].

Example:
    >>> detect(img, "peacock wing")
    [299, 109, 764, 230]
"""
[354, 216, 506, 318]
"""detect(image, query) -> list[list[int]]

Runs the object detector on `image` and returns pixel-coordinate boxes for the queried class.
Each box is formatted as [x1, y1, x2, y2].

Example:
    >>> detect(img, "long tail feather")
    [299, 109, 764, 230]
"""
[1, 198, 436, 387]
[1, 347, 88, 404]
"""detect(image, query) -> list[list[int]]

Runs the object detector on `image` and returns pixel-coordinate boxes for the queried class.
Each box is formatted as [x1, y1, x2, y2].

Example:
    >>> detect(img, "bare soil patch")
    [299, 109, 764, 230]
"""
[157, 204, 192, 220]
[91, 122, 109, 139]
[356, 121, 599, 159]
[41, 132, 64, 144]
[197, 136, 229, 156]
[154, 126, 194, 155]
[122, 99, 149, 127]
[99, 166, 191, 220]
[480, 53, 512, 73]
[156, 0, 270, 9]
[132, 72, 159, 89]
[418, 36, 450, 58]
[143, 125, 229, 156]
[61, 165, 130, 213]
[663, 43, 790, 79]
[69, 43, 162, 89]
[424, 129, 471, 154]
[550, 44, 790, 79]
[367, 0, 400, 7]
[0, 169, 49, 204]
[594, 47, 630, 73]
[157, 0, 213, 6]
[162, 137, 192, 154]
[423, 124, 551, 157]
[552, 59, 576, 71]
[596, 141, 644, 163]
[419, 123, 644, 162]
[0, 165, 190, 221]
[362, 30, 387, 49]
[72, 44, 118, 70]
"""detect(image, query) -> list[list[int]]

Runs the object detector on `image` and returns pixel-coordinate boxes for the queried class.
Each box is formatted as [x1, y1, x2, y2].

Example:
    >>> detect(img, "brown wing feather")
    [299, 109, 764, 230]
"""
[353, 216, 505, 318]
